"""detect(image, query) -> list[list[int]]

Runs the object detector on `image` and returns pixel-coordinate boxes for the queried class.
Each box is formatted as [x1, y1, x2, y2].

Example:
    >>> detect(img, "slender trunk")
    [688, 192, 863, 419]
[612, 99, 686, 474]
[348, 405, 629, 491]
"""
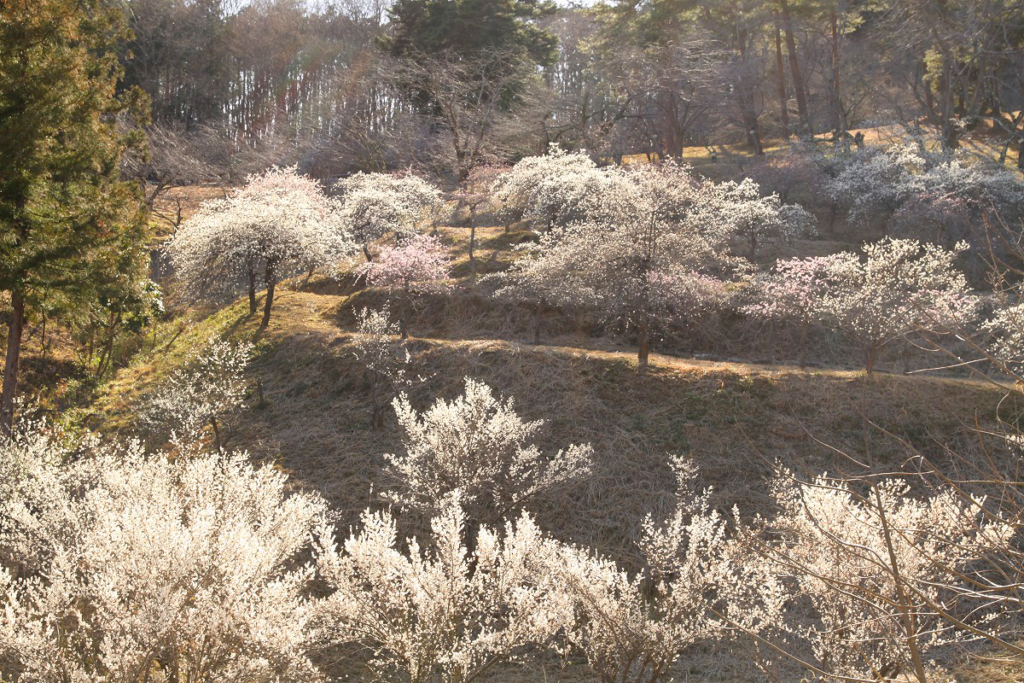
[1, 291, 26, 435]
[830, 10, 843, 134]
[780, 0, 810, 135]
[247, 263, 257, 315]
[637, 317, 651, 371]
[941, 54, 959, 150]
[774, 21, 791, 139]
[210, 415, 221, 451]
[400, 283, 410, 340]
[369, 375, 385, 430]
[362, 244, 374, 262]
[799, 316, 808, 369]
[260, 260, 276, 331]
[865, 345, 878, 375]
[533, 299, 544, 345]
[468, 207, 477, 277]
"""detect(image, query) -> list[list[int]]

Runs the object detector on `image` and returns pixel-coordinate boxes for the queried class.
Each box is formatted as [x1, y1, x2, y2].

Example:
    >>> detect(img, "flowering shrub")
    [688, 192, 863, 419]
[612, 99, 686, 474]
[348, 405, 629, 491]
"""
[0, 425, 327, 682]
[690, 177, 816, 260]
[384, 378, 593, 526]
[358, 234, 451, 338]
[981, 302, 1024, 379]
[334, 172, 447, 259]
[315, 498, 571, 683]
[545, 458, 734, 683]
[168, 166, 352, 328]
[828, 144, 1024, 241]
[140, 337, 252, 452]
[750, 470, 1013, 682]
[352, 306, 412, 429]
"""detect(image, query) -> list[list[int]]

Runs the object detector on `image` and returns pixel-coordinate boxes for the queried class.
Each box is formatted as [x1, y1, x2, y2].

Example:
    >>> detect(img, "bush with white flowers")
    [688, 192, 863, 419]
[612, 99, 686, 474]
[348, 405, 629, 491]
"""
[384, 378, 593, 526]
[0, 423, 327, 682]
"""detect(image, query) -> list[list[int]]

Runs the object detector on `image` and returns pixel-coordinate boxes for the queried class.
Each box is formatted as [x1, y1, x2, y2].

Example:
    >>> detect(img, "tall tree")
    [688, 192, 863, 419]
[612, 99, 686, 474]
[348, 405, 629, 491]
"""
[0, 0, 149, 431]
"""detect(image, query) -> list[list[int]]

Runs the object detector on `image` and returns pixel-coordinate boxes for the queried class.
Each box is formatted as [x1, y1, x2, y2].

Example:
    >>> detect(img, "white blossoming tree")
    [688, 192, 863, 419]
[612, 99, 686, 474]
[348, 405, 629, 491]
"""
[334, 172, 448, 260]
[828, 144, 1024, 240]
[358, 234, 451, 339]
[504, 163, 736, 370]
[140, 337, 253, 452]
[314, 498, 572, 683]
[167, 166, 352, 330]
[384, 378, 593, 527]
[352, 306, 412, 430]
[491, 146, 608, 231]
[0, 424, 328, 682]
[815, 238, 977, 373]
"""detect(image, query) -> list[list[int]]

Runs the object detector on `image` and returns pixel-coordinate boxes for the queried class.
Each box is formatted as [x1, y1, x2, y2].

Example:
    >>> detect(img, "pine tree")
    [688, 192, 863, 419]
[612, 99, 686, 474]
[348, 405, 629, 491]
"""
[0, 0, 149, 431]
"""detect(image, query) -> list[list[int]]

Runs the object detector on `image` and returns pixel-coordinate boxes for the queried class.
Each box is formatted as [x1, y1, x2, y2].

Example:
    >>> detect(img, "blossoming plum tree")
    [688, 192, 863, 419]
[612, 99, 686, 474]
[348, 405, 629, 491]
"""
[334, 172, 447, 260]
[167, 166, 351, 330]
[749, 470, 1013, 683]
[352, 306, 411, 430]
[742, 255, 843, 368]
[358, 234, 451, 338]
[815, 238, 977, 373]
[504, 163, 735, 370]
[140, 337, 252, 452]
[491, 146, 608, 231]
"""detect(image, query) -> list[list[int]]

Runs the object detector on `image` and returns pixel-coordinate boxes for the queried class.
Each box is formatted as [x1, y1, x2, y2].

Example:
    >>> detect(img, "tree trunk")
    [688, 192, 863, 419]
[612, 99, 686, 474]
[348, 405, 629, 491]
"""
[400, 283, 410, 340]
[468, 207, 477, 277]
[780, 0, 810, 135]
[1, 291, 25, 435]
[830, 10, 843, 135]
[210, 415, 221, 451]
[259, 260, 276, 331]
[637, 318, 651, 371]
[865, 345, 878, 375]
[799, 317, 808, 370]
[247, 263, 257, 315]
[362, 243, 374, 262]
[533, 299, 544, 345]
[774, 21, 791, 139]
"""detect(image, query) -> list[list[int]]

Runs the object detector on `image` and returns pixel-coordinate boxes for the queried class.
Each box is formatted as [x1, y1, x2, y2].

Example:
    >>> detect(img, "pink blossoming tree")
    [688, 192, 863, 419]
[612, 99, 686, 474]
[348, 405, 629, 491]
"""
[358, 234, 451, 338]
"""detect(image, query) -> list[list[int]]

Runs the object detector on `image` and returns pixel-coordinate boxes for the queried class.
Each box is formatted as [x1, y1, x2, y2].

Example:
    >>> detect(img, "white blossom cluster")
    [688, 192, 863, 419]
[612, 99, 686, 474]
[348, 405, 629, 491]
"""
[167, 167, 353, 303]
[749, 471, 1014, 681]
[491, 146, 613, 230]
[333, 172, 448, 256]
[982, 302, 1024, 377]
[747, 238, 977, 372]
[384, 378, 593, 524]
[827, 144, 1024, 238]
[1, 412, 1018, 683]
[315, 497, 571, 683]
[140, 337, 253, 452]
[0, 425, 327, 682]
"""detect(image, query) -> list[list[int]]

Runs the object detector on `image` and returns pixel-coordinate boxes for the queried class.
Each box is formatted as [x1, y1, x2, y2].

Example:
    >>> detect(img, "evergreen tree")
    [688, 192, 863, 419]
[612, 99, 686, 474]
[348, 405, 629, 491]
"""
[383, 0, 558, 69]
[0, 0, 149, 431]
